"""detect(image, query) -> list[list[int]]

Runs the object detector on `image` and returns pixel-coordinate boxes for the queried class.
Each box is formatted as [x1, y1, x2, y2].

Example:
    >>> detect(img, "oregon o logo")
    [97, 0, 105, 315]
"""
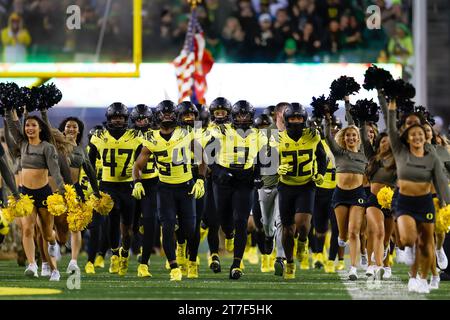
[426, 213, 434, 220]
[358, 198, 364, 204]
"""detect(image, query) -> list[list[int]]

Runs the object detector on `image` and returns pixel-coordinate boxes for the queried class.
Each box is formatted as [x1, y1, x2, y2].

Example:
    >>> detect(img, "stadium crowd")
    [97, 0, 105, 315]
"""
[0, 0, 413, 65]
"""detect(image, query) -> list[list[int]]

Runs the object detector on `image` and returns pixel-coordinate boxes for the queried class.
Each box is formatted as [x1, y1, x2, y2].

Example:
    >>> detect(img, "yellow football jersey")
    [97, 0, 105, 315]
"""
[317, 139, 336, 189]
[270, 129, 321, 186]
[140, 130, 159, 180]
[140, 128, 195, 184]
[211, 125, 268, 170]
[90, 129, 143, 182]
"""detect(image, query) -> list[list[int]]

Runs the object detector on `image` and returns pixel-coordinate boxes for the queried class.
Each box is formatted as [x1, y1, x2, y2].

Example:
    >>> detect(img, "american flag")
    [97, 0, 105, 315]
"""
[173, 8, 214, 104]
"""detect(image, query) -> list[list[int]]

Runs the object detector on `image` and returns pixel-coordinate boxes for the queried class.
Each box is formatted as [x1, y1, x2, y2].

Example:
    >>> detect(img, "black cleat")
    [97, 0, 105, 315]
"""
[209, 254, 221, 273]
[229, 267, 243, 280]
[274, 258, 284, 276]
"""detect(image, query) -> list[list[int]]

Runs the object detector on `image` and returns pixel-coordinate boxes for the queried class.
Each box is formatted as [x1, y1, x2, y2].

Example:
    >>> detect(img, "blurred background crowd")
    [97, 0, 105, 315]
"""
[0, 0, 413, 66]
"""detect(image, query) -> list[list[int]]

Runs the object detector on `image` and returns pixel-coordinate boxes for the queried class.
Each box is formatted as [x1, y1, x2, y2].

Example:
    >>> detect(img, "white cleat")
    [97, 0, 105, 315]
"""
[41, 262, 51, 277]
[416, 278, 430, 294]
[66, 260, 80, 274]
[374, 266, 384, 280]
[360, 251, 368, 270]
[366, 265, 376, 277]
[408, 277, 419, 293]
[348, 266, 358, 281]
[403, 246, 415, 266]
[429, 275, 440, 290]
[24, 263, 39, 278]
[382, 267, 392, 279]
[48, 242, 61, 261]
[436, 248, 448, 270]
[50, 270, 61, 282]
[338, 237, 347, 248]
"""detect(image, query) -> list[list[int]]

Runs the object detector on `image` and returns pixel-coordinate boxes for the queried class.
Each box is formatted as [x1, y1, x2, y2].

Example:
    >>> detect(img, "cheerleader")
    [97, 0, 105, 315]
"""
[386, 101, 450, 293]
[363, 130, 396, 280]
[58, 116, 101, 274]
[5, 109, 66, 281]
[324, 109, 368, 281]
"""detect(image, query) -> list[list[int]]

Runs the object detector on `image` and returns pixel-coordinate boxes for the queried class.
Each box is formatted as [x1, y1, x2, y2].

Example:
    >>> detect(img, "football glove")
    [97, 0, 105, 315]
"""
[189, 179, 205, 199]
[312, 174, 324, 186]
[132, 182, 146, 200]
[277, 164, 292, 176]
[254, 177, 264, 189]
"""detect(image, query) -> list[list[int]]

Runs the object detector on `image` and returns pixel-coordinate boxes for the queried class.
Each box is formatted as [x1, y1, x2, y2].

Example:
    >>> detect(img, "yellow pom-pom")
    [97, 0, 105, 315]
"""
[46, 194, 67, 216]
[6, 194, 35, 219]
[0, 211, 10, 235]
[437, 204, 450, 234]
[90, 192, 114, 216]
[377, 186, 394, 210]
[64, 184, 79, 211]
[1, 208, 15, 224]
[66, 196, 94, 232]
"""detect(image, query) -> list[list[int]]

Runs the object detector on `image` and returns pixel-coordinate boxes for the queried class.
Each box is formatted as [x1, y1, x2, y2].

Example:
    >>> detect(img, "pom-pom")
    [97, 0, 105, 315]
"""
[0, 210, 10, 235]
[436, 204, 450, 234]
[88, 192, 114, 216]
[329, 76, 361, 101]
[396, 98, 415, 115]
[384, 79, 416, 101]
[67, 204, 93, 232]
[363, 65, 393, 91]
[4, 194, 35, 219]
[349, 99, 380, 124]
[39, 83, 62, 110]
[46, 193, 67, 216]
[311, 95, 339, 118]
[24, 86, 42, 113]
[0, 82, 22, 110]
[413, 106, 435, 126]
[377, 186, 394, 209]
[1, 208, 14, 224]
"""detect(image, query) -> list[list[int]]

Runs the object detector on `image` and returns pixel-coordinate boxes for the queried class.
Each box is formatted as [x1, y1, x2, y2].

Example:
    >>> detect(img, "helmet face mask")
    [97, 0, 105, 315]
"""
[156, 100, 177, 129]
[283, 103, 308, 132]
[131, 104, 152, 131]
[231, 100, 255, 130]
[210, 97, 232, 124]
[176, 101, 198, 127]
[106, 102, 129, 132]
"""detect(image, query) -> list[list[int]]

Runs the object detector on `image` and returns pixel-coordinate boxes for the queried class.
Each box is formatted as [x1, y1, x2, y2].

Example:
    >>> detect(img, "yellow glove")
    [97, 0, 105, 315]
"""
[312, 174, 324, 186]
[189, 179, 205, 199]
[132, 182, 146, 200]
[277, 164, 292, 176]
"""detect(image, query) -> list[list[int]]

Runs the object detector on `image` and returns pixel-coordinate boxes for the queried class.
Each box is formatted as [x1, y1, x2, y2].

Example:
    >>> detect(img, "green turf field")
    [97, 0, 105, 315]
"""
[0, 254, 449, 300]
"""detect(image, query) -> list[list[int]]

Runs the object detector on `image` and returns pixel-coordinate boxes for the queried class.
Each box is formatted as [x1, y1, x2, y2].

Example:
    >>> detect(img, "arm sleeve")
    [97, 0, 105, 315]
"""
[387, 109, 402, 154]
[41, 110, 56, 146]
[315, 141, 327, 176]
[58, 153, 72, 185]
[361, 123, 375, 159]
[0, 145, 19, 197]
[377, 90, 388, 125]
[44, 144, 65, 193]
[324, 119, 345, 156]
[5, 110, 24, 143]
[82, 150, 100, 196]
[433, 158, 450, 206]
[88, 143, 99, 171]
[3, 120, 18, 156]
[345, 100, 355, 126]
